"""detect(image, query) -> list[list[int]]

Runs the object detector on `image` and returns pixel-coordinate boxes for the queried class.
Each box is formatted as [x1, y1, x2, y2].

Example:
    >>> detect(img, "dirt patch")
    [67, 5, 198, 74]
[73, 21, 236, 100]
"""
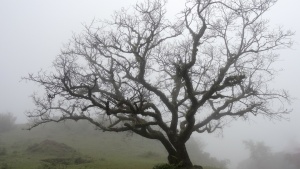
[26, 139, 77, 156]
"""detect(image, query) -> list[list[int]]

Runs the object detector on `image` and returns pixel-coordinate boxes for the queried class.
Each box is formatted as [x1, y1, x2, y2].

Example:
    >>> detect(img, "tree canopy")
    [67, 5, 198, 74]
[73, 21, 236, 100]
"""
[25, 0, 293, 168]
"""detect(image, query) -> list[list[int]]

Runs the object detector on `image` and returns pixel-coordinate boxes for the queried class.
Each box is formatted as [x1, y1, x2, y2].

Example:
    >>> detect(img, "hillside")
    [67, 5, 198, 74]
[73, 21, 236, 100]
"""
[0, 121, 227, 169]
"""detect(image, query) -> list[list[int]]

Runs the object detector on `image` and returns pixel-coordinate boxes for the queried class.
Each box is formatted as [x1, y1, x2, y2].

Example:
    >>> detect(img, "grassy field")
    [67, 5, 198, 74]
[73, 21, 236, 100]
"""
[0, 121, 224, 169]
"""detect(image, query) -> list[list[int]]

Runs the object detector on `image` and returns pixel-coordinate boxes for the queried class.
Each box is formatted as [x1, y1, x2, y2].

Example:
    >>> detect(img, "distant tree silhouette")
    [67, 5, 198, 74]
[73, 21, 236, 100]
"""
[238, 140, 299, 169]
[0, 112, 17, 133]
[25, 0, 293, 168]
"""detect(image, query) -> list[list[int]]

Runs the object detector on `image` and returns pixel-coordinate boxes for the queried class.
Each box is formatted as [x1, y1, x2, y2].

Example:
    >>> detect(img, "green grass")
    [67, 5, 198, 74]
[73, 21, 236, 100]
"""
[0, 122, 166, 169]
[0, 121, 226, 169]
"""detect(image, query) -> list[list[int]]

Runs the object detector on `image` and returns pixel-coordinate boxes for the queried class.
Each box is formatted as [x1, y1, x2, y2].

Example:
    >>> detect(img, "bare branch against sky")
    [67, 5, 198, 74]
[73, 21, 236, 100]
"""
[0, 0, 299, 168]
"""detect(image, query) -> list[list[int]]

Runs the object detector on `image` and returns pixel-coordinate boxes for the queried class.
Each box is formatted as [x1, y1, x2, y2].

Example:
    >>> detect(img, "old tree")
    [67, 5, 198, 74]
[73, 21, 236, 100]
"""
[26, 0, 293, 168]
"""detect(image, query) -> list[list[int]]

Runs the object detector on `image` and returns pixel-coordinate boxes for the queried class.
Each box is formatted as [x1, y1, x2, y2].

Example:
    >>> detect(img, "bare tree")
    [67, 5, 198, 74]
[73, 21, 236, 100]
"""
[25, 0, 293, 168]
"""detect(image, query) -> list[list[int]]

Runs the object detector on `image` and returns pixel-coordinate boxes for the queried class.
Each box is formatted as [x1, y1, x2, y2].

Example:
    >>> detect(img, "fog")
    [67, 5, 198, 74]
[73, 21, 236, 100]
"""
[1, 0, 300, 168]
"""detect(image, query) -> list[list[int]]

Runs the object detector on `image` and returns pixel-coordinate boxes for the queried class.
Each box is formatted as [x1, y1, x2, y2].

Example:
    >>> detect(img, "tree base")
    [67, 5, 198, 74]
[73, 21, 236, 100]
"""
[178, 165, 203, 169]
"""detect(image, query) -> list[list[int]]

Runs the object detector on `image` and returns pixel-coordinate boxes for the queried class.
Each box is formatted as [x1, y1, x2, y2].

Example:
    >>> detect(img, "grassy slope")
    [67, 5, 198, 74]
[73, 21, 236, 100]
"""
[0, 121, 223, 169]
[0, 121, 166, 169]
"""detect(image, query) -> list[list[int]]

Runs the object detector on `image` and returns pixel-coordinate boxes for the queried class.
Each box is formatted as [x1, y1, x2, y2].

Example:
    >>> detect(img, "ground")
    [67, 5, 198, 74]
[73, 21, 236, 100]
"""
[0, 121, 224, 169]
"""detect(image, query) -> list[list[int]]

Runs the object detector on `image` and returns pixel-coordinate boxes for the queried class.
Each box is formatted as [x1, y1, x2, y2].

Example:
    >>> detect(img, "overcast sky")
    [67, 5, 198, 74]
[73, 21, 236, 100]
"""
[0, 0, 299, 168]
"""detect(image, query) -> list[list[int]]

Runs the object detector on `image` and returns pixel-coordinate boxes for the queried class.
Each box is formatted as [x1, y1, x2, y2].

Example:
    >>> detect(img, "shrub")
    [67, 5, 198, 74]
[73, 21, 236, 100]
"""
[0, 163, 11, 169]
[36, 163, 66, 169]
[0, 147, 7, 156]
[74, 157, 92, 164]
[153, 163, 178, 169]
[0, 112, 16, 133]
[153, 163, 206, 169]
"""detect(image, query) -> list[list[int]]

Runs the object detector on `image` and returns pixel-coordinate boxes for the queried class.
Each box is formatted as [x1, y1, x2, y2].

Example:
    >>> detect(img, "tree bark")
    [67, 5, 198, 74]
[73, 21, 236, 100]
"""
[166, 142, 194, 169]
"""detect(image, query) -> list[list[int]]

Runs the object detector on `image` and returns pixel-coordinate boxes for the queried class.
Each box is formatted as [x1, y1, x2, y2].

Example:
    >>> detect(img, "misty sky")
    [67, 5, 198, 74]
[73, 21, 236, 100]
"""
[0, 0, 299, 168]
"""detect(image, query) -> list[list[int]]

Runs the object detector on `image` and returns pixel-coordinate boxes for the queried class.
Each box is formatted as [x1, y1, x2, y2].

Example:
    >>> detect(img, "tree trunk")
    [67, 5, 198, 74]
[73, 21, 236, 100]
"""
[159, 137, 202, 169]
[167, 143, 194, 169]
